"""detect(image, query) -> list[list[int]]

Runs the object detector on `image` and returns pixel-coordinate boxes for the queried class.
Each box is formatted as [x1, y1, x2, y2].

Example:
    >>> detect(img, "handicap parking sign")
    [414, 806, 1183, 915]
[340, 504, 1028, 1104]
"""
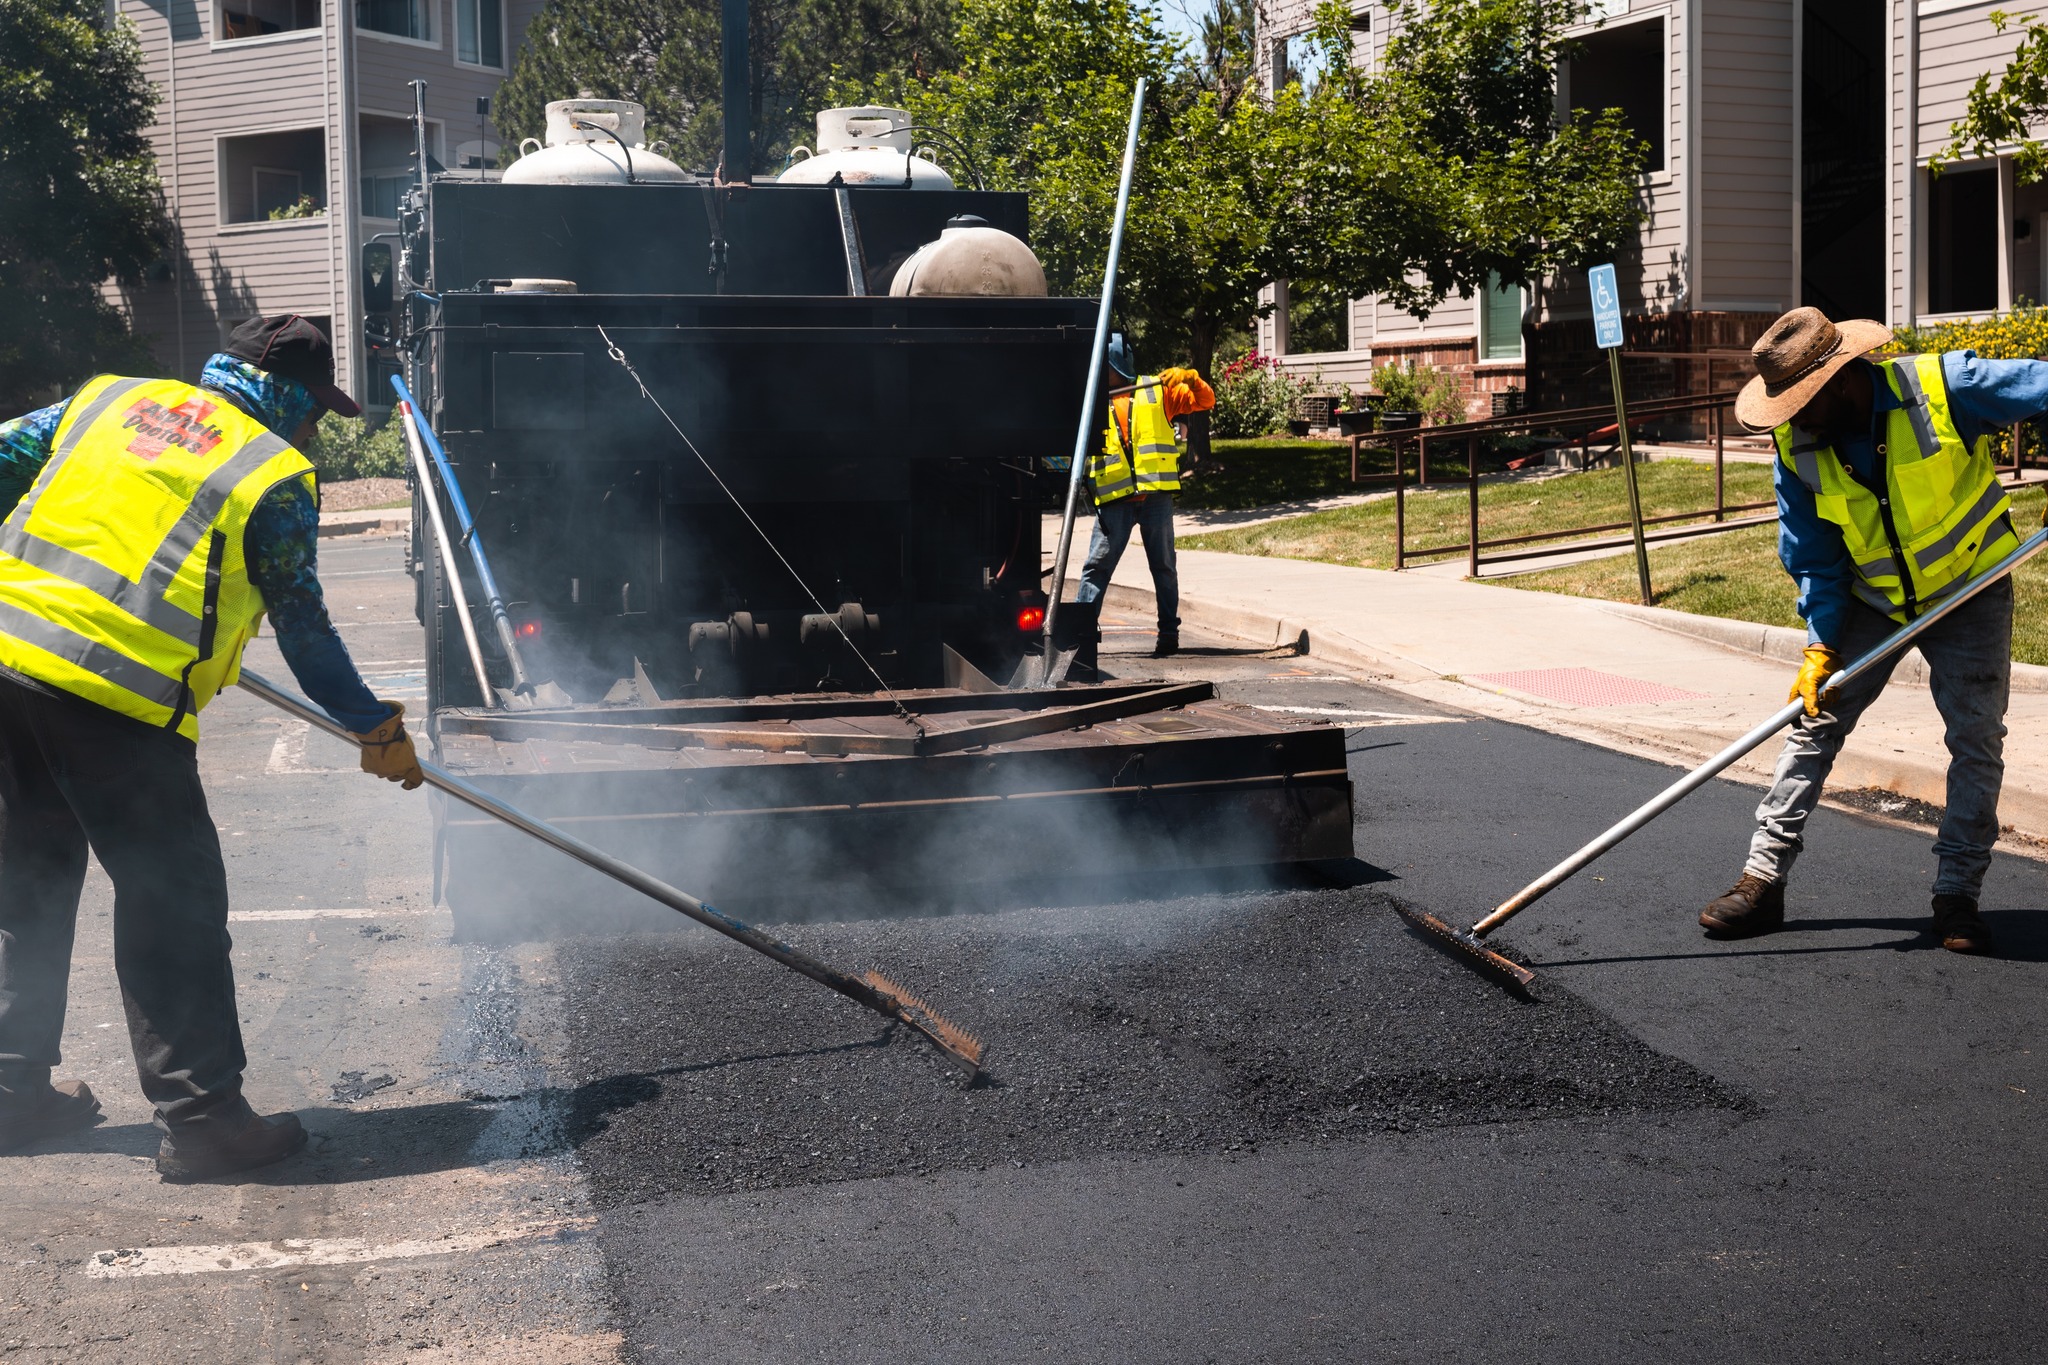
[1589, 264, 1623, 350]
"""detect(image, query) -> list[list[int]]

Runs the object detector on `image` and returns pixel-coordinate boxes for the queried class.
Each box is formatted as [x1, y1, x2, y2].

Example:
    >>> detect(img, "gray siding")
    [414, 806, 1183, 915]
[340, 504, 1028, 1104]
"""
[1916, 0, 2045, 159]
[1697, 0, 1792, 312]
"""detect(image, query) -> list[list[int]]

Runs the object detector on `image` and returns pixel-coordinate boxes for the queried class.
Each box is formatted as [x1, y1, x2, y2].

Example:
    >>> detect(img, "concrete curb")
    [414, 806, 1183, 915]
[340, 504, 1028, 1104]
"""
[1597, 599, 2048, 694]
[319, 508, 410, 538]
[1076, 573, 2048, 840]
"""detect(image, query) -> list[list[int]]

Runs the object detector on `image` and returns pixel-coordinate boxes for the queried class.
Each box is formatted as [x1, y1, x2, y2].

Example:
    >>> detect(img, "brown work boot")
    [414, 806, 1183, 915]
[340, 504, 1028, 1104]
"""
[0, 1075, 103, 1154]
[1931, 893, 1993, 955]
[1699, 874, 1785, 938]
[156, 1103, 306, 1182]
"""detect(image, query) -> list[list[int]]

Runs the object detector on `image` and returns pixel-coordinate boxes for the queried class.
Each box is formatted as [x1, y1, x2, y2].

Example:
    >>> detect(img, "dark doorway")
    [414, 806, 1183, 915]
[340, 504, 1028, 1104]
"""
[1801, 0, 1886, 320]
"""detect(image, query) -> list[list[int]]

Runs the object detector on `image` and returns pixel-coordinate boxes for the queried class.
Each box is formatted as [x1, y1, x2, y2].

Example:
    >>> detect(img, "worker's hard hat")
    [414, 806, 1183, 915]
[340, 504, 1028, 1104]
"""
[1106, 333, 1136, 381]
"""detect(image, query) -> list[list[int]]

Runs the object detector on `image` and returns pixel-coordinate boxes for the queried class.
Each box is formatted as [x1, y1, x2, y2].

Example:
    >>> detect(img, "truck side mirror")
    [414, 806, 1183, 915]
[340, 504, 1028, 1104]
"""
[362, 242, 394, 315]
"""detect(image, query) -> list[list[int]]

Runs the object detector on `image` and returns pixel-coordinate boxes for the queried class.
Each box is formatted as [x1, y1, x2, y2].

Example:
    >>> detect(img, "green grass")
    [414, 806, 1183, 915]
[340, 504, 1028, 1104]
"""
[1180, 459, 1778, 570]
[1506, 483, 2048, 665]
[1177, 436, 1524, 513]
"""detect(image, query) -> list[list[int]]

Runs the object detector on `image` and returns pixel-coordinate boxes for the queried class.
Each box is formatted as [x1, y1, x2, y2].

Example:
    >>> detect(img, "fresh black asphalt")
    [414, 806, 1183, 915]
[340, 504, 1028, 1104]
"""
[544, 650, 2048, 1362]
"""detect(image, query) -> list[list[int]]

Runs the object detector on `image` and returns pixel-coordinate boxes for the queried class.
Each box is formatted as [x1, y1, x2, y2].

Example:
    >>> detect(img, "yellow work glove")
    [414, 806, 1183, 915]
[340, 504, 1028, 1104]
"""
[1788, 644, 1843, 718]
[352, 701, 425, 791]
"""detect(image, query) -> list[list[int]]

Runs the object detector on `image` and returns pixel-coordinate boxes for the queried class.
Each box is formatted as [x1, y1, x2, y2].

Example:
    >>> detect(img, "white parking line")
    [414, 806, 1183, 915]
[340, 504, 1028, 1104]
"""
[1250, 705, 1466, 727]
[84, 1219, 593, 1279]
[227, 907, 430, 922]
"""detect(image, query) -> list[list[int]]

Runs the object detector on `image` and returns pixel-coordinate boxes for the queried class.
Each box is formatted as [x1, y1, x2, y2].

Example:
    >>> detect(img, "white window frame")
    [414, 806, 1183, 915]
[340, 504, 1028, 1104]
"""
[211, 0, 322, 48]
[1560, 11, 1673, 188]
[356, 0, 440, 49]
[215, 125, 330, 231]
[452, 0, 507, 71]
[1477, 274, 1527, 364]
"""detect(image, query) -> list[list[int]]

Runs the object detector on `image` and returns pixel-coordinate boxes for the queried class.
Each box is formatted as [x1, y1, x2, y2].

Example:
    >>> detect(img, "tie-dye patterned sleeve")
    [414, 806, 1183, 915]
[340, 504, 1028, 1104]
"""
[0, 400, 68, 518]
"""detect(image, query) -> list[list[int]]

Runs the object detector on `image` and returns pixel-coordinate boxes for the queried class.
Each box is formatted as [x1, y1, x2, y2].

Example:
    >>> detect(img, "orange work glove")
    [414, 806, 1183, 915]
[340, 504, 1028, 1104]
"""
[1788, 644, 1843, 718]
[1158, 366, 1215, 418]
[352, 701, 425, 790]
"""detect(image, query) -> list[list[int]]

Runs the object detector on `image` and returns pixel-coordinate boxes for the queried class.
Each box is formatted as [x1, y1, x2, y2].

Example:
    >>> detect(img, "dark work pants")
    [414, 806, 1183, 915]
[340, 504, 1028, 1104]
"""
[0, 675, 245, 1127]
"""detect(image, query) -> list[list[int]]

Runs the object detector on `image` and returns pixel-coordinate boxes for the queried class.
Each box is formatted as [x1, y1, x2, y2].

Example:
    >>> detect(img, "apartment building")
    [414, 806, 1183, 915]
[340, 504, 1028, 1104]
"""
[1254, 0, 2048, 417]
[108, 0, 544, 416]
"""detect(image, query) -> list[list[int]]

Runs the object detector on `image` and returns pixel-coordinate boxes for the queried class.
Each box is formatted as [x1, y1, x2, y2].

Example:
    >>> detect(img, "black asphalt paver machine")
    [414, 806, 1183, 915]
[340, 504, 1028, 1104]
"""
[362, 45, 1354, 945]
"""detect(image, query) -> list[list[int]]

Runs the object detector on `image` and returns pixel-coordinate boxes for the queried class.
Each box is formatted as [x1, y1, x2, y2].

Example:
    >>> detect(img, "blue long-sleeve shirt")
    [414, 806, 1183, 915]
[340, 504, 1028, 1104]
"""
[0, 368, 390, 732]
[1778, 351, 2048, 646]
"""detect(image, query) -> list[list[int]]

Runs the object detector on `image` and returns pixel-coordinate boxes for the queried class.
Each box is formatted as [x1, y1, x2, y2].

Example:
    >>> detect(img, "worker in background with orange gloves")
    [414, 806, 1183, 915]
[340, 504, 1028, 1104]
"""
[1701, 306, 2048, 955]
[1076, 334, 1216, 657]
[0, 316, 424, 1178]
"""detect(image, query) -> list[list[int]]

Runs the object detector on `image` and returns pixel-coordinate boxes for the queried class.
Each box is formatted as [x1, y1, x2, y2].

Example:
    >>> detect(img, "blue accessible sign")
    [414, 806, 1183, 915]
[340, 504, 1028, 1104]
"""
[1589, 263, 1623, 350]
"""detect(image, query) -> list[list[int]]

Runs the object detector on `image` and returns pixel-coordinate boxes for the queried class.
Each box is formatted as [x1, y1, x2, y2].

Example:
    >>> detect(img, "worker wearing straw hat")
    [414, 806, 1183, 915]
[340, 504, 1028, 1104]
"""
[1701, 307, 2048, 953]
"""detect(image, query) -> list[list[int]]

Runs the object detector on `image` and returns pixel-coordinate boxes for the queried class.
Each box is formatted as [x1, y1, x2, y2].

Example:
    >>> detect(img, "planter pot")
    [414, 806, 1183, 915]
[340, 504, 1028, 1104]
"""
[1335, 409, 1374, 436]
[1286, 419, 1312, 437]
[1378, 410, 1422, 431]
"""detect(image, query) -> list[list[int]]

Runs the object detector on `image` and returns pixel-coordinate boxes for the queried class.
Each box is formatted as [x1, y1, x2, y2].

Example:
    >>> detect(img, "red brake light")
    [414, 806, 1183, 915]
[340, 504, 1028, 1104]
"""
[1016, 605, 1046, 632]
[517, 621, 541, 638]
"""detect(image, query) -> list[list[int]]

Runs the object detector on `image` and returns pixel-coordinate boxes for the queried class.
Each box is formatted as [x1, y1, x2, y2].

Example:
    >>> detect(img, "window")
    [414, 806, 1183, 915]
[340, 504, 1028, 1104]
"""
[455, 0, 502, 67]
[359, 114, 438, 219]
[1479, 272, 1524, 361]
[357, 0, 431, 41]
[1563, 17, 1666, 173]
[220, 129, 326, 224]
[1928, 167, 1999, 315]
[1285, 281, 1349, 356]
[218, 0, 317, 40]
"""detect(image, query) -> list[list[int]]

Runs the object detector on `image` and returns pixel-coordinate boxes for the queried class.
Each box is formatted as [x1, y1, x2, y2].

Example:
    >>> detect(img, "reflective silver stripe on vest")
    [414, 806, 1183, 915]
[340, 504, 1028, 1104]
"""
[1887, 361, 1941, 458]
[1788, 438, 1825, 494]
[1851, 577, 1899, 616]
[10, 378, 153, 528]
[1912, 478, 2008, 571]
[0, 598, 187, 711]
[1094, 473, 1136, 499]
[0, 432, 291, 643]
[1853, 551, 1900, 580]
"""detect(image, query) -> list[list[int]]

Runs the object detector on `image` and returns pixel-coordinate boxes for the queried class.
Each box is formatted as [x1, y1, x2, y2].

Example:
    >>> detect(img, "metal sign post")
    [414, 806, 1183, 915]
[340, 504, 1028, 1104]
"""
[1591, 263, 1652, 606]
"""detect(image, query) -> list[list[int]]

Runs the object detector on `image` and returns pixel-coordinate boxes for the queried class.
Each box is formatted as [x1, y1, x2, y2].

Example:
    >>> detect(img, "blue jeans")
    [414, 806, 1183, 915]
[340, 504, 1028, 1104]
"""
[1744, 577, 2012, 900]
[1076, 492, 1180, 635]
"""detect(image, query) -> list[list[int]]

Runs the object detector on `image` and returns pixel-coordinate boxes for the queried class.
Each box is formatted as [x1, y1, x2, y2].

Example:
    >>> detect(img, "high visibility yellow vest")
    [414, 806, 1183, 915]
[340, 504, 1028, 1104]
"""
[1090, 376, 1181, 506]
[0, 374, 315, 740]
[1775, 353, 2018, 624]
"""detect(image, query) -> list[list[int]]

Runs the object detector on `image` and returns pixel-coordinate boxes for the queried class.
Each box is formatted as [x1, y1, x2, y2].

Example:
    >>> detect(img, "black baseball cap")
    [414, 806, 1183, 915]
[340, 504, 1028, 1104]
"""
[223, 314, 361, 418]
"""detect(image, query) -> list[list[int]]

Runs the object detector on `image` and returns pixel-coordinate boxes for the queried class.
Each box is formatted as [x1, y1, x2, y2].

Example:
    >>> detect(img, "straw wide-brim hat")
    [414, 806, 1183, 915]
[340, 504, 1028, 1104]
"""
[1734, 307, 1893, 432]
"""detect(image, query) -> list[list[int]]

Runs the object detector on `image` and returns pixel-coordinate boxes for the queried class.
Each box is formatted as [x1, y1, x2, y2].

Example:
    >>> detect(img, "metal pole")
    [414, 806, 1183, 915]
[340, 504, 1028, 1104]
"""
[720, 0, 750, 183]
[234, 668, 984, 1076]
[398, 399, 495, 708]
[1040, 78, 1147, 681]
[1466, 434, 1480, 578]
[1609, 347, 1653, 606]
[1713, 401, 1725, 522]
[1471, 523, 2048, 937]
[391, 375, 537, 696]
[1418, 433, 1429, 487]
[1393, 441, 1406, 571]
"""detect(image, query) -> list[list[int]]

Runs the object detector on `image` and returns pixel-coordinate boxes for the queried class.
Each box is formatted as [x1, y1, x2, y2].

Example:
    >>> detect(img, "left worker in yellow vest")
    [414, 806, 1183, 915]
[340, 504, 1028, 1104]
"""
[0, 315, 423, 1179]
[1076, 334, 1216, 657]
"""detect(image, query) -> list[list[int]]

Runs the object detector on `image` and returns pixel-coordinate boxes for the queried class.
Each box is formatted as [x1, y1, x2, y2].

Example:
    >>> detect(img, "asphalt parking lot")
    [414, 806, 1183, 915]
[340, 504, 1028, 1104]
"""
[4, 534, 2045, 1363]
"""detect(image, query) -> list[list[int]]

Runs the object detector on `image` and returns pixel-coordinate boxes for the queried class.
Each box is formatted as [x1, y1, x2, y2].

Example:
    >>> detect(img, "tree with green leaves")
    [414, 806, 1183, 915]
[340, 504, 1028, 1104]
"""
[494, 0, 956, 175]
[1936, 9, 2048, 183]
[857, 0, 1646, 377]
[0, 0, 167, 413]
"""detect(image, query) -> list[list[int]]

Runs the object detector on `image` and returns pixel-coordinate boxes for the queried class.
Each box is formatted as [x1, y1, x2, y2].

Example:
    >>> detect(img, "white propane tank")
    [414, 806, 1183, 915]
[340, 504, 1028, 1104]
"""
[889, 216, 1048, 298]
[777, 107, 954, 189]
[503, 99, 691, 184]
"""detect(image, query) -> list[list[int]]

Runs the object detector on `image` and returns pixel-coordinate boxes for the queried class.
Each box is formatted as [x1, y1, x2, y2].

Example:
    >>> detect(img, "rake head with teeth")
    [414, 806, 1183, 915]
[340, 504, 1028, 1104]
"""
[1393, 903, 1537, 995]
[862, 971, 987, 1078]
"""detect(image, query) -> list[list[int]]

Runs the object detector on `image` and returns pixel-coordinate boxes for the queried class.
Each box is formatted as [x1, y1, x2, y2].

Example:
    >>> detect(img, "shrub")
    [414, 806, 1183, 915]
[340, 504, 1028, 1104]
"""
[1887, 304, 2048, 360]
[1212, 350, 1309, 438]
[1371, 361, 1465, 425]
[302, 412, 408, 482]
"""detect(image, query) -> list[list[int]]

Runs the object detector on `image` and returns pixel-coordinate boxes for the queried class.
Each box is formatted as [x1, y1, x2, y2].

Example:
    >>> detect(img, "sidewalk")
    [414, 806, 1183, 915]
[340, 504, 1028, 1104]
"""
[1049, 513, 2048, 841]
